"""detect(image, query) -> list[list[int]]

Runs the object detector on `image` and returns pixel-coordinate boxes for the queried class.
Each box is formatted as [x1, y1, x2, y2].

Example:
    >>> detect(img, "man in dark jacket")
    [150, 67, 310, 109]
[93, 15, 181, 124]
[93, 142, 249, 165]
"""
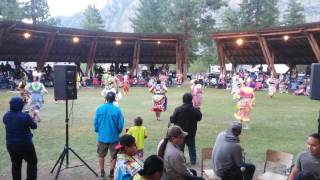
[170, 92, 202, 165]
[212, 122, 255, 180]
[3, 96, 38, 180]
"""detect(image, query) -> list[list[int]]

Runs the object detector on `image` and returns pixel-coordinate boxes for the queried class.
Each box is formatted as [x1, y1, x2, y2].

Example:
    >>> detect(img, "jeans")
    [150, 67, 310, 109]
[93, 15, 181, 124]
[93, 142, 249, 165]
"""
[295, 171, 317, 180]
[7, 144, 38, 180]
[179, 136, 196, 164]
[221, 163, 255, 180]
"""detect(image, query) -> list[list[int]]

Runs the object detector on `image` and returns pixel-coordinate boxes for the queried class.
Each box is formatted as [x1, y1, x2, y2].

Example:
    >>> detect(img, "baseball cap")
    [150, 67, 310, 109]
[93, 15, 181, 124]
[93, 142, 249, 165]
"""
[231, 121, 242, 130]
[167, 125, 188, 138]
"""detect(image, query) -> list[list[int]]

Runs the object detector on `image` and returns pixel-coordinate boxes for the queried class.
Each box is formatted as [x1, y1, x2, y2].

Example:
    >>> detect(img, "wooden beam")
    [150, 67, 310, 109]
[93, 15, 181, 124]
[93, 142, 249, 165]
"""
[0, 28, 5, 46]
[175, 40, 182, 73]
[257, 35, 276, 75]
[37, 33, 55, 71]
[305, 32, 320, 63]
[217, 41, 226, 76]
[85, 37, 98, 76]
[231, 63, 237, 75]
[132, 40, 138, 75]
[135, 40, 141, 76]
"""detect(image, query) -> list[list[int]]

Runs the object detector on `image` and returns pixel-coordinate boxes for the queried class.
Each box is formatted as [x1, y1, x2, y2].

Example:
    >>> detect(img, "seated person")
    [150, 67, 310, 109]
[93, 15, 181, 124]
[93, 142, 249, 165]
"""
[288, 133, 320, 180]
[113, 134, 143, 180]
[157, 125, 204, 180]
[138, 155, 164, 180]
[212, 122, 255, 180]
[294, 83, 306, 96]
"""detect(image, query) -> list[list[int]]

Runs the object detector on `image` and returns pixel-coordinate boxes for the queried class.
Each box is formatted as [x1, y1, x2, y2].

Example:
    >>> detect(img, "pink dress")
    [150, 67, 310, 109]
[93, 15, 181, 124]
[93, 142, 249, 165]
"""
[191, 84, 203, 108]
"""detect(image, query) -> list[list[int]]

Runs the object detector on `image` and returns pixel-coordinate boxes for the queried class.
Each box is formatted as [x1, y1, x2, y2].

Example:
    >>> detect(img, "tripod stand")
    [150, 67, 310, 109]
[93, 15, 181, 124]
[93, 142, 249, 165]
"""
[50, 99, 98, 180]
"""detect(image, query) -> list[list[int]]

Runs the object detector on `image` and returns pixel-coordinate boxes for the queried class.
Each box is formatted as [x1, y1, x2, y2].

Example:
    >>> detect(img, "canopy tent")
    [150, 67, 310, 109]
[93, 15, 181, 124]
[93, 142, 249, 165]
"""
[211, 22, 320, 75]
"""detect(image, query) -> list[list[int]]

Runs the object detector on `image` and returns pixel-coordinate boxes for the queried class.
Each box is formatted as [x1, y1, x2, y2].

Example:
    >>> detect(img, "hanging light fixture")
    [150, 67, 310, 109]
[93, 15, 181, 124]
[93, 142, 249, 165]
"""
[72, 37, 80, 43]
[23, 32, 31, 39]
[236, 38, 243, 46]
[283, 35, 290, 41]
[157, 40, 161, 45]
[115, 39, 122, 45]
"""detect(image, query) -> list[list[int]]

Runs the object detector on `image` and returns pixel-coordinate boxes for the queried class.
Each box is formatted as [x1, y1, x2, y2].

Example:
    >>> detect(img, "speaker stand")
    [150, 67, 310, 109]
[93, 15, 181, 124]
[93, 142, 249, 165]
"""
[50, 99, 98, 179]
[318, 109, 320, 134]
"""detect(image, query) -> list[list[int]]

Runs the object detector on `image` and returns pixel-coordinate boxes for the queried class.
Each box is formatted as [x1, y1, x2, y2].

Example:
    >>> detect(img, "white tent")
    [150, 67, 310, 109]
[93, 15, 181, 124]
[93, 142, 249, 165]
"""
[251, 64, 289, 74]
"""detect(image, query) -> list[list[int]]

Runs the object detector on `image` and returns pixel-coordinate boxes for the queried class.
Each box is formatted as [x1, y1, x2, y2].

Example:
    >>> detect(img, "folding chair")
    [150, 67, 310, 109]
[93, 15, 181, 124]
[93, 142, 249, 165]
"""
[257, 149, 294, 180]
[201, 147, 221, 180]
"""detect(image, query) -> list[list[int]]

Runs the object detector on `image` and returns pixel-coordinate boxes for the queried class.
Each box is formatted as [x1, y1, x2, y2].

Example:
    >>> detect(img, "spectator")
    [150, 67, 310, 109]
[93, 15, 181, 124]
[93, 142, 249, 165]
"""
[212, 122, 255, 180]
[157, 125, 204, 180]
[170, 93, 202, 165]
[127, 116, 148, 159]
[288, 133, 320, 180]
[138, 155, 164, 180]
[113, 134, 143, 180]
[3, 96, 38, 180]
[94, 91, 125, 178]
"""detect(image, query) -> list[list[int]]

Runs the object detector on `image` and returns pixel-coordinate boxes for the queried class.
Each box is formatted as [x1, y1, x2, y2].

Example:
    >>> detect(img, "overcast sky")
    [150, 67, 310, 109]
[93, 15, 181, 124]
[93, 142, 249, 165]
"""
[47, 0, 111, 16]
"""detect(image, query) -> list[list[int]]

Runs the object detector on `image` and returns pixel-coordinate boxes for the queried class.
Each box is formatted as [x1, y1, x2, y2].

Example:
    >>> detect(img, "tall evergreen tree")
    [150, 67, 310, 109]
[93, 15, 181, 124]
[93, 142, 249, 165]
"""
[23, 0, 50, 24]
[283, 0, 305, 25]
[221, 7, 241, 31]
[239, 0, 279, 30]
[162, 0, 225, 66]
[81, 5, 104, 31]
[0, 0, 24, 21]
[131, 0, 165, 33]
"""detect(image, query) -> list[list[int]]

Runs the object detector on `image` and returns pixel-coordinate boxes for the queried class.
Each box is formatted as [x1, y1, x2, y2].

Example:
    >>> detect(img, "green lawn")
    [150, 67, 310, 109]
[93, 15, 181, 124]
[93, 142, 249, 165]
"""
[0, 86, 319, 179]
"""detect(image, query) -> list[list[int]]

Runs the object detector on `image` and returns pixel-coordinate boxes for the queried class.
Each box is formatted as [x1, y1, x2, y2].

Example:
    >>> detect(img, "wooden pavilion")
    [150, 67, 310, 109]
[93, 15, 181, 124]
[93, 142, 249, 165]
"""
[0, 21, 187, 76]
[211, 22, 320, 75]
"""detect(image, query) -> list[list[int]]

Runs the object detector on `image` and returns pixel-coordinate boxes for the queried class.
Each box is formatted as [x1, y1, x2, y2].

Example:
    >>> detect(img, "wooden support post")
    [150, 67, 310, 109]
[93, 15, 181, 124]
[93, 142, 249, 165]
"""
[176, 40, 182, 74]
[231, 63, 237, 75]
[305, 32, 320, 63]
[136, 40, 141, 76]
[0, 28, 5, 47]
[217, 41, 226, 77]
[132, 40, 141, 76]
[257, 35, 276, 76]
[37, 33, 55, 71]
[85, 37, 98, 76]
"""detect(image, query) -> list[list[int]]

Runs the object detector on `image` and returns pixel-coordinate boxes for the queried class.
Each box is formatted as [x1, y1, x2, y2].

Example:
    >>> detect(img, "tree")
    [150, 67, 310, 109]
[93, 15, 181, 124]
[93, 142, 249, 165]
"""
[283, 0, 305, 25]
[47, 17, 61, 26]
[131, 0, 166, 33]
[81, 5, 104, 31]
[221, 7, 241, 31]
[0, 0, 24, 21]
[162, 0, 225, 68]
[239, 0, 279, 30]
[23, 0, 50, 24]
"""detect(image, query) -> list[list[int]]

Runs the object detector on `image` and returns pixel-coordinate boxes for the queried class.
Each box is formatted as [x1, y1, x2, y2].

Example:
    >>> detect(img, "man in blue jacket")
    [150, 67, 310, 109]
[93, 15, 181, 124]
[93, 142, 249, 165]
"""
[3, 96, 38, 180]
[94, 91, 124, 178]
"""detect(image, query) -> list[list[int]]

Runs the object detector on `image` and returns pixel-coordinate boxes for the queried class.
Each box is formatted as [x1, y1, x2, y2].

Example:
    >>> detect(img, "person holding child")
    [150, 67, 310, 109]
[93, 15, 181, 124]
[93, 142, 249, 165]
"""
[127, 117, 148, 159]
[113, 134, 144, 180]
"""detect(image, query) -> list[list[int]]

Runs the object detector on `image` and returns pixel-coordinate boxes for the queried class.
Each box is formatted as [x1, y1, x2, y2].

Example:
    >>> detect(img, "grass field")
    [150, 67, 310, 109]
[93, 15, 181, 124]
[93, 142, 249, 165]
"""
[0, 86, 319, 179]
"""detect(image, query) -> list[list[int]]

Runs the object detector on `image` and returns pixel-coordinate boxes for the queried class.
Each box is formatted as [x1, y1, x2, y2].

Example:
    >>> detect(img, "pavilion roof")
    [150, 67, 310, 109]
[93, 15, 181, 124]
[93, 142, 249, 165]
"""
[0, 21, 184, 66]
[211, 22, 320, 65]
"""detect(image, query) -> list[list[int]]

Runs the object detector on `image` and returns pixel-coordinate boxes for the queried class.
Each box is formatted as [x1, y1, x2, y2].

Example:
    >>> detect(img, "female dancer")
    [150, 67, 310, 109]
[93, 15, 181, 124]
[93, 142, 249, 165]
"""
[191, 80, 203, 109]
[149, 80, 168, 121]
[234, 86, 255, 129]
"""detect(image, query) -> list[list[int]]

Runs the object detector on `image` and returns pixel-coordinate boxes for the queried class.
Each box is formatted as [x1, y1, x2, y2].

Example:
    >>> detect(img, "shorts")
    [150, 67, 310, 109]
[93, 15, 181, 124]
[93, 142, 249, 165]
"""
[97, 142, 117, 158]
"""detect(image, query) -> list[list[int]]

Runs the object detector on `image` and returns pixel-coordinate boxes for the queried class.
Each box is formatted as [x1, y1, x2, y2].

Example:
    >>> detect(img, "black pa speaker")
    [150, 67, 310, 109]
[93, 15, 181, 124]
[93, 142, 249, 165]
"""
[54, 64, 77, 100]
[310, 63, 320, 100]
